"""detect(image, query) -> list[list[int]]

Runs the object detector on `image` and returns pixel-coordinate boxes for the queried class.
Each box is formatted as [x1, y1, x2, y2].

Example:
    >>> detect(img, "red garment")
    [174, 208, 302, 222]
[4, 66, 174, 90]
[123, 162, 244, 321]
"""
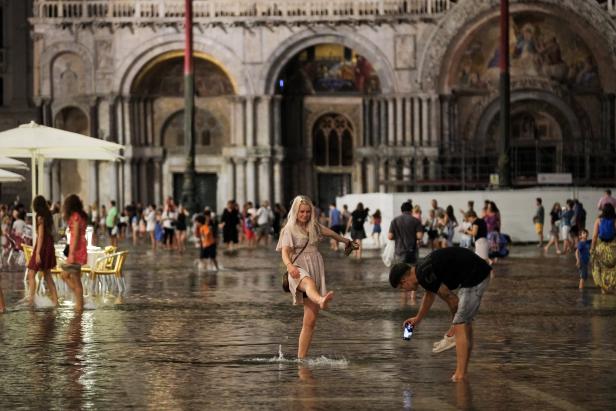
[27, 217, 56, 271]
[68, 212, 87, 265]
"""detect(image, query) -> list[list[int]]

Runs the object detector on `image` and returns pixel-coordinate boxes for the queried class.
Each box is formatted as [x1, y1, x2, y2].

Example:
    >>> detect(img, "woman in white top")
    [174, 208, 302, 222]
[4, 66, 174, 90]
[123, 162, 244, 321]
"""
[145, 205, 157, 251]
[277, 195, 356, 359]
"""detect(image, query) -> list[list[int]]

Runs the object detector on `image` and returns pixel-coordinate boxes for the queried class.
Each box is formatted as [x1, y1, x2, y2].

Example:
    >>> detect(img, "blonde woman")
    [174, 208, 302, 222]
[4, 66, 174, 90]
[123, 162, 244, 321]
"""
[277, 195, 356, 359]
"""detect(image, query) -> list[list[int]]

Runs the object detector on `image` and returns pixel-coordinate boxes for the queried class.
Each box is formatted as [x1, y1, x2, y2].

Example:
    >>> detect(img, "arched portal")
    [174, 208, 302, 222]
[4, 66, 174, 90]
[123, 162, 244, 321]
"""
[312, 113, 354, 211]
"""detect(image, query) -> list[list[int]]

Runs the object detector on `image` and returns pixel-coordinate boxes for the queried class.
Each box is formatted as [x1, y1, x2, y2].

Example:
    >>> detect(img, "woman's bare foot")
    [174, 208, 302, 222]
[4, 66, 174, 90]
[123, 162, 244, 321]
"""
[451, 373, 467, 382]
[319, 291, 334, 310]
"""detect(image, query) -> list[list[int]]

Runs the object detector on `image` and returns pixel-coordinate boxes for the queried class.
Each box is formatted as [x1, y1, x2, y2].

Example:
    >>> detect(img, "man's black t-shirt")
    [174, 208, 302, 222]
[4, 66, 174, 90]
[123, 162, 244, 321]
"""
[415, 248, 491, 293]
[472, 218, 487, 240]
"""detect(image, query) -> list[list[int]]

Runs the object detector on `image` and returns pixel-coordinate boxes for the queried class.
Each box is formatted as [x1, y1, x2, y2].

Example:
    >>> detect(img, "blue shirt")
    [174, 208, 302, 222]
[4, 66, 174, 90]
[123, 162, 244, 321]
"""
[561, 210, 574, 227]
[577, 240, 591, 264]
[329, 208, 341, 227]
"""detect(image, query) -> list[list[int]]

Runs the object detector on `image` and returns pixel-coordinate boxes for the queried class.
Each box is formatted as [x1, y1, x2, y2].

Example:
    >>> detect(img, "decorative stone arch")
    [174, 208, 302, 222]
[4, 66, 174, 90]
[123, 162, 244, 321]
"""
[53, 105, 90, 134]
[473, 90, 582, 154]
[115, 35, 251, 96]
[305, 107, 360, 157]
[417, 0, 616, 93]
[259, 30, 397, 95]
[40, 42, 94, 97]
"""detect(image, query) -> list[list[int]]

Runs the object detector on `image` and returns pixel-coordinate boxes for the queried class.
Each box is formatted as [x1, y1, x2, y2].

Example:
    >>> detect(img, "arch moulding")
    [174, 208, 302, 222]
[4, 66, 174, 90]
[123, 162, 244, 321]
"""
[115, 35, 252, 96]
[259, 29, 398, 95]
[417, 0, 616, 94]
[40, 42, 95, 98]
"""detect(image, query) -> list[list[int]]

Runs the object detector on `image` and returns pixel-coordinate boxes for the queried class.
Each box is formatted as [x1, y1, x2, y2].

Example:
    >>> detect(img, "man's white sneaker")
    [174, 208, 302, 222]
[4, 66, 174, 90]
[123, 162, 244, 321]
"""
[432, 335, 456, 353]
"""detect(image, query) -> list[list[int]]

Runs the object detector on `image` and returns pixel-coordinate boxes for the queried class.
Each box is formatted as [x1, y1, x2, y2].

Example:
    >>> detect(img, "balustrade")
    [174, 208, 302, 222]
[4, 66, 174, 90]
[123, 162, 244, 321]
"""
[33, 0, 453, 24]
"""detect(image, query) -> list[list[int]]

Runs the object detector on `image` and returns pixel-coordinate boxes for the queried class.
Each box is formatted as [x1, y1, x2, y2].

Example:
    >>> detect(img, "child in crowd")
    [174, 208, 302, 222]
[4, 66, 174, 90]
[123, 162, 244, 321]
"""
[459, 214, 473, 248]
[575, 228, 591, 290]
[199, 211, 219, 271]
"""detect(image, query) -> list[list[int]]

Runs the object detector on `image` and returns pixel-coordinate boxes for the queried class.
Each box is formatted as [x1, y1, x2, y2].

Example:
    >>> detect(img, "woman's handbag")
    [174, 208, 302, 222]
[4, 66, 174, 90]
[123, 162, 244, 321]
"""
[282, 241, 309, 293]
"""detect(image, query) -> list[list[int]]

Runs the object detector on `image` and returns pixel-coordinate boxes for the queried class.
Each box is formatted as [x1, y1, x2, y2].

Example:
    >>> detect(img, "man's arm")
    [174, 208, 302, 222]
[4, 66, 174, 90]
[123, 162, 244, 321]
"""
[436, 284, 458, 318]
[404, 291, 436, 327]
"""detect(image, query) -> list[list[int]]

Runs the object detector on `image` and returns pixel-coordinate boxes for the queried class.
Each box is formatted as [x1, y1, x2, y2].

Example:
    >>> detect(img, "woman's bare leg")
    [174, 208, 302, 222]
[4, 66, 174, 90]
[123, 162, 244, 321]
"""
[42, 270, 59, 306]
[63, 272, 83, 312]
[298, 299, 319, 359]
[298, 277, 333, 310]
[26, 269, 37, 304]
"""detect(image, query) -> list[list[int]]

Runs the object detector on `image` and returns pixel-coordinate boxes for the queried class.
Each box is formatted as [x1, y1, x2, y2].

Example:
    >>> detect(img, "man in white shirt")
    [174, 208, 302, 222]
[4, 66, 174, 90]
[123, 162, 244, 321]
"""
[255, 200, 273, 246]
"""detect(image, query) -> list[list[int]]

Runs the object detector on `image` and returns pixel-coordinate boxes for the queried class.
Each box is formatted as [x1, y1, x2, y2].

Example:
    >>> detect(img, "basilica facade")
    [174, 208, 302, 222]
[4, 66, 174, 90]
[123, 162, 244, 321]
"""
[25, 0, 616, 211]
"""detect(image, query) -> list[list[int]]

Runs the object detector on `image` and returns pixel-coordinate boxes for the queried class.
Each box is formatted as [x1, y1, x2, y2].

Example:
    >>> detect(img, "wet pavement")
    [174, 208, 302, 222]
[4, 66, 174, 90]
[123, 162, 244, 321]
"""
[0, 240, 615, 410]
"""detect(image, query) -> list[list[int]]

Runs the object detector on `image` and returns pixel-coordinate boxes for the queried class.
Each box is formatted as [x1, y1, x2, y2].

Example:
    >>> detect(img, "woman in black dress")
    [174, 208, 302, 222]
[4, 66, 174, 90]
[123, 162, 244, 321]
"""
[220, 200, 240, 251]
[347, 202, 369, 260]
[175, 205, 188, 253]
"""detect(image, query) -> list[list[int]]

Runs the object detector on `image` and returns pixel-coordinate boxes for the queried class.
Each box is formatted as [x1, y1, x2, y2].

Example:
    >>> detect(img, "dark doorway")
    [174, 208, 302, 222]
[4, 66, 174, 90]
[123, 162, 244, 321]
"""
[173, 173, 218, 212]
[317, 173, 351, 212]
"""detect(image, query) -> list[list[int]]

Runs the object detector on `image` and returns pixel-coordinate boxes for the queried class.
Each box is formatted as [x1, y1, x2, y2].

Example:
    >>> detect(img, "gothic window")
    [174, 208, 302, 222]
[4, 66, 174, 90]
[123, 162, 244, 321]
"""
[313, 114, 354, 167]
[163, 109, 222, 148]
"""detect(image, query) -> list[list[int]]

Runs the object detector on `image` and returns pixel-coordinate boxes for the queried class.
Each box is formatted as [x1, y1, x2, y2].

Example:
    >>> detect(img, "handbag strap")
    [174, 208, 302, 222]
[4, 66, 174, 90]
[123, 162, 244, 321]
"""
[291, 240, 309, 264]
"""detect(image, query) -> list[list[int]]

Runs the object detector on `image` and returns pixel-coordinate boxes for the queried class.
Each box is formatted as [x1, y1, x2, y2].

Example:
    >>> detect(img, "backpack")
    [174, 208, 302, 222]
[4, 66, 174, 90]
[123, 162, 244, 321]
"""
[598, 218, 615, 242]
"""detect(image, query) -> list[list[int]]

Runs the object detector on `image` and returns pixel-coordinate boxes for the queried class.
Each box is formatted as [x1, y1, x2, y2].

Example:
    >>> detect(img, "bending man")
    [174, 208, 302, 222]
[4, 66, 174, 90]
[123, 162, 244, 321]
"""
[389, 247, 491, 382]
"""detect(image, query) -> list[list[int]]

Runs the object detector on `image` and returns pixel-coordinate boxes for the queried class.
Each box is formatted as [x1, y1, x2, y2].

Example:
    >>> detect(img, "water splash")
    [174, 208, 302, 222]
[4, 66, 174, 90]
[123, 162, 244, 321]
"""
[246, 345, 349, 367]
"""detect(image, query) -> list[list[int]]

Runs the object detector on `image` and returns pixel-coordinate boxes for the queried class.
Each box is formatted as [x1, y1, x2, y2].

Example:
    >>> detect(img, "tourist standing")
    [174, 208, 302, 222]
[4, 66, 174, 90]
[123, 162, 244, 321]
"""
[242, 202, 256, 248]
[61, 194, 88, 312]
[161, 204, 177, 250]
[277, 195, 355, 359]
[255, 201, 273, 246]
[388, 201, 424, 265]
[576, 229, 591, 290]
[25, 195, 59, 307]
[544, 202, 562, 254]
[371, 209, 383, 248]
[106, 200, 118, 247]
[220, 200, 240, 251]
[175, 205, 188, 253]
[533, 198, 545, 247]
[327, 203, 343, 251]
[561, 200, 575, 254]
[199, 210, 219, 271]
[597, 189, 616, 211]
[439, 205, 458, 248]
[145, 204, 157, 251]
[348, 203, 369, 259]
[464, 211, 489, 263]
[591, 203, 616, 294]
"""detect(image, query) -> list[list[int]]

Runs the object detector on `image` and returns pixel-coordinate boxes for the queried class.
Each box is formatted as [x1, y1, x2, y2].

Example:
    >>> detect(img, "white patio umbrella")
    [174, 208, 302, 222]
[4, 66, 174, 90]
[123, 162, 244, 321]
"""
[0, 168, 26, 183]
[0, 156, 28, 170]
[0, 121, 123, 199]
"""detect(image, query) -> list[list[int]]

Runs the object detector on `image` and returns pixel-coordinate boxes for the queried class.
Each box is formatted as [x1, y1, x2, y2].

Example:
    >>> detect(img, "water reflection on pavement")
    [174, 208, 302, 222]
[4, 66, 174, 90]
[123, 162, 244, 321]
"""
[0, 243, 614, 410]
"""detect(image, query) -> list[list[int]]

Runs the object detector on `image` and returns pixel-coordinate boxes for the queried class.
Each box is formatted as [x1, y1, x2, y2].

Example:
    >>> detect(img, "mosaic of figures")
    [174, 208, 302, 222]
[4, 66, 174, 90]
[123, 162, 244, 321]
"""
[133, 57, 234, 97]
[278, 43, 380, 95]
[454, 13, 600, 91]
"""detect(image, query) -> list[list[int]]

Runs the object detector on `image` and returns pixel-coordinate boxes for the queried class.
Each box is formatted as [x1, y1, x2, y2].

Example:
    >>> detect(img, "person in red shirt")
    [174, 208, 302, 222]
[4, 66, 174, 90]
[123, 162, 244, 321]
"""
[61, 194, 88, 312]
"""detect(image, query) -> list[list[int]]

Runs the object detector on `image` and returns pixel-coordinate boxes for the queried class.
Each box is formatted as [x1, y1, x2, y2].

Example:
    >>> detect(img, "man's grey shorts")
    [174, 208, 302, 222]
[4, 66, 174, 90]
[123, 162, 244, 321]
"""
[452, 277, 490, 324]
[256, 223, 271, 235]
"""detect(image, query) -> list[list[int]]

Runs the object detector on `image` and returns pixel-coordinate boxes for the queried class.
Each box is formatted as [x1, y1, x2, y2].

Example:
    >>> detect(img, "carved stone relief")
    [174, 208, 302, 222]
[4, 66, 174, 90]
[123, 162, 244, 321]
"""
[52, 53, 86, 98]
[395, 34, 416, 69]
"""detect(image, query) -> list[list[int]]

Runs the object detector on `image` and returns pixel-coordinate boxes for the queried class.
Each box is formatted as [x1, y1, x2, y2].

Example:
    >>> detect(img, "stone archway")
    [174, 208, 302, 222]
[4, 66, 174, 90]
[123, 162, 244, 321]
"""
[417, 0, 616, 93]
[260, 30, 397, 95]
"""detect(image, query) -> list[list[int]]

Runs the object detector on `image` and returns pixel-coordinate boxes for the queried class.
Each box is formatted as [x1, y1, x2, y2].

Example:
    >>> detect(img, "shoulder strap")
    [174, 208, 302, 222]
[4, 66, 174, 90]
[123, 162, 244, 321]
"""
[291, 240, 310, 264]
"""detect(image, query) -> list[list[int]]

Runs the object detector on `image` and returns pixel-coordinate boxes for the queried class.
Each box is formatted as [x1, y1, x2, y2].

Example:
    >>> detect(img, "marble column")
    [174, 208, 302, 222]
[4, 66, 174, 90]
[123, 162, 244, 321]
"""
[231, 97, 245, 146]
[51, 161, 61, 202]
[396, 96, 404, 146]
[258, 157, 271, 203]
[122, 97, 133, 146]
[413, 97, 421, 146]
[387, 97, 395, 146]
[246, 96, 255, 147]
[224, 158, 235, 202]
[415, 157, 424, 182]
[371, 98, 379, 146]
[123, 159, 133, 206]
[389, 160, 398, 193]
[403, 159, 412, 191]
[366, 159, 376, 193]
[430, 95, 439, 147]
[88, 161, 99, 206]
[422, 96, 430, 148]
[378, 159, 386, 192]
[441, 96, 450, 151]
[153, 158, 162, 206]
[235, 158, 246, 206]
[273, 159, 282, 204]
[257, 96, 272, 147]
[131, 161, 139, 204]
[404, 96, 412, 146]
[272, 96, 282, 146]
[246, 158, 256, 203]
[362, 98, 370, 146]
[380, 98, 387, 146]
[139, 160, 148, 204]
[110, 160, 119, 204]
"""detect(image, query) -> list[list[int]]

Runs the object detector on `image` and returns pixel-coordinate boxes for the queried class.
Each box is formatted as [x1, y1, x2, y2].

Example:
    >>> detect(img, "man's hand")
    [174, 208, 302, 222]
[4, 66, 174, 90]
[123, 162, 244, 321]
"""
[404, 316, 420, 327]
[288, 264, 301, 279]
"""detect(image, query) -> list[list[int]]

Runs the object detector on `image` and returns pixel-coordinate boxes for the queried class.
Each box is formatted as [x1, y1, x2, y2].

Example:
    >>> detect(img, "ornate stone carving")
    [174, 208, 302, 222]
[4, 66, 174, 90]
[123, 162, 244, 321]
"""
[394, 34, 416, 69]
